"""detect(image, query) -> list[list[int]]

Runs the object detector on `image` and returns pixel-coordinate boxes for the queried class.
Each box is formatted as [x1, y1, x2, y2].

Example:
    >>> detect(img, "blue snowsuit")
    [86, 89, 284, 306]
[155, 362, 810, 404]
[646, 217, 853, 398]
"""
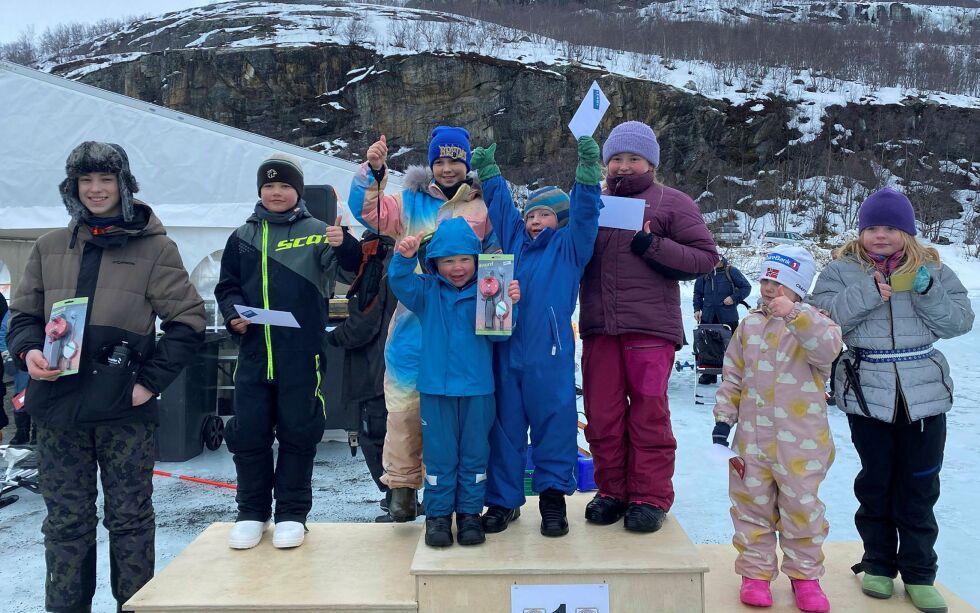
[481, 175, 601, 508]
[693, 259, 751, 327]
[387, 217, 508, 518]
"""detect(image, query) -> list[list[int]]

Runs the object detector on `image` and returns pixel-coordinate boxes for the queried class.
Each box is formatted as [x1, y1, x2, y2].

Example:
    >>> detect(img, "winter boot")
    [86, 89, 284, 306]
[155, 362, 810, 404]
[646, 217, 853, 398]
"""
[272, 521, 306, 549]
[228, 520, 269, 549]
[538, 489, 569, 537]
[698, 374, 717, 385]
[389, 487, 418, 522]
[482, 504, 520, 533]
[904, 584, 948, 613]
[584, 494, 628, 525]
[623, 502, 666, 533]
[456, 513, 485, 546]
[10, 411, 31, 446]
[739, 577, 773, 607]
[790, 579, 830, 613]
[860, 573, 893, 599]
[424, 515, 453, 548]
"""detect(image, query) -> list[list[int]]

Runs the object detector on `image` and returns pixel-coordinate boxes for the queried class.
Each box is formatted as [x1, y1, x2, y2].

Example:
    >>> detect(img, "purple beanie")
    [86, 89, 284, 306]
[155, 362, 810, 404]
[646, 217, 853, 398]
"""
[858, 188, 917, 236]
[602, 121, 660, 167]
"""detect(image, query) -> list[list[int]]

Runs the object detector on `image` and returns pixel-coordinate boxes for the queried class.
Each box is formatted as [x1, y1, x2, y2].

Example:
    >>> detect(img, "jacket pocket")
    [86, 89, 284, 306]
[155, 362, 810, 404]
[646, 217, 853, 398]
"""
[78, 363, 139, 423]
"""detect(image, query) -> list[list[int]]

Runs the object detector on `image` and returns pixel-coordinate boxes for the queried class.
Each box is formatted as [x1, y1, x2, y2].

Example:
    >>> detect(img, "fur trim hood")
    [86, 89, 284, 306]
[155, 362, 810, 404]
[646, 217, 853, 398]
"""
[59, 141, 140, 222]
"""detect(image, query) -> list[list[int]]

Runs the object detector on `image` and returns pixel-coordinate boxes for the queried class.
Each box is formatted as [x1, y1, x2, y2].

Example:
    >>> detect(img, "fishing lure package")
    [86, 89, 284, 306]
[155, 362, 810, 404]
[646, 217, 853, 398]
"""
[41, 297, 89, 376]
[475, 253, 514, 336]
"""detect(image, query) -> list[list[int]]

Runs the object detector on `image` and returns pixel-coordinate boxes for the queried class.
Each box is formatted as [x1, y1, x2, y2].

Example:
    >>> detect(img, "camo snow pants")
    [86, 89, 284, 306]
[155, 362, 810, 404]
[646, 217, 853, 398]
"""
[35, 422, 157, 613]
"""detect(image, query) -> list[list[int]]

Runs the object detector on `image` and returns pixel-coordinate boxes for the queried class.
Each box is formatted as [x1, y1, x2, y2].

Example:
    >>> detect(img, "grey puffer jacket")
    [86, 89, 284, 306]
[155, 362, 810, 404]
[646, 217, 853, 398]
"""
[808, 255, 974, 423]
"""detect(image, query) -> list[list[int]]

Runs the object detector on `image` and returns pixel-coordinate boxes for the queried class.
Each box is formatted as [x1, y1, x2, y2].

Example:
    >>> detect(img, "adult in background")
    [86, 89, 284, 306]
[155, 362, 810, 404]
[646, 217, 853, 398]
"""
[693, 257, 751, 383]
[579, 121, 718, 532]
[7, 142, 206, 613]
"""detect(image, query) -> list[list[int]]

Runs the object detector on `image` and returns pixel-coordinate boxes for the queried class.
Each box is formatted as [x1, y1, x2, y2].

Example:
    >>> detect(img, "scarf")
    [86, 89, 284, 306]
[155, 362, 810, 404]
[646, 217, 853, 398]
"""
[867, 249, 905, 277]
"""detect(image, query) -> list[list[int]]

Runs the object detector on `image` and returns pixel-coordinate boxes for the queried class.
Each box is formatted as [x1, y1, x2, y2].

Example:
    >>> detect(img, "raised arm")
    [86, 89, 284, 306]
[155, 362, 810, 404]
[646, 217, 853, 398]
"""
[568, 136, 602, 267]
[471, 143, 525, 253]
[348, 136, 406, 238]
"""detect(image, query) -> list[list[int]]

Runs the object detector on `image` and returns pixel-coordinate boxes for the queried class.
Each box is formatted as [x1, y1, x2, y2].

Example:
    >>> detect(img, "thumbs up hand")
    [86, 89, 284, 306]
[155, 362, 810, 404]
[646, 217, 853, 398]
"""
[367, 134, 388, 171]
[630, 220, 655, 257]
[874, 272, 892, 302]
[326, 215, 345, 247]
[397, 231, 425, 259]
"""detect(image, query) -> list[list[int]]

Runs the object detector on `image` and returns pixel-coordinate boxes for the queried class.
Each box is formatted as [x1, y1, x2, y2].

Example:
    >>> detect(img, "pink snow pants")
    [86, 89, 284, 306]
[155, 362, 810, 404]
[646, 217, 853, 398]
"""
[582, 333, 676, 511]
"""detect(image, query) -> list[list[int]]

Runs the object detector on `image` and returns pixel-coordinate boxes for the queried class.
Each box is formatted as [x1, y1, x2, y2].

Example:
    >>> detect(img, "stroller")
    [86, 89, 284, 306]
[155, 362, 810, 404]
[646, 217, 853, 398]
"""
[0, 444, 39, 509]
[692, 323, 733, 405]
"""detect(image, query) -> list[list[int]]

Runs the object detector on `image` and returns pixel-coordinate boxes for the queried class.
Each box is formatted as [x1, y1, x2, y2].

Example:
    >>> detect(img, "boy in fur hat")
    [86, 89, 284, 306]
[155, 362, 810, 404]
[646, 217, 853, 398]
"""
[347, 127, 501, 521]
[469, 137, 602, 538]
[215, 153, 360, 550]
[7, 141, 206, 612]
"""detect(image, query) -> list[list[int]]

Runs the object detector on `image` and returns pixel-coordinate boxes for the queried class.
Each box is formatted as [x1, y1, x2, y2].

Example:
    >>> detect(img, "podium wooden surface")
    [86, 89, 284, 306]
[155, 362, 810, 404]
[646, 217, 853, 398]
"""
[125, 522, 422, 612]
[411, 493, 708, 612]
[699, 541, 978, 612]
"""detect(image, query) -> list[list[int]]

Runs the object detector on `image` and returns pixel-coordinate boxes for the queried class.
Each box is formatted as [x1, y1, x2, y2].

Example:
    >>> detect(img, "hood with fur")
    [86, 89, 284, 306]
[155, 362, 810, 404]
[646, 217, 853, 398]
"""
[59, 141, 140, 222]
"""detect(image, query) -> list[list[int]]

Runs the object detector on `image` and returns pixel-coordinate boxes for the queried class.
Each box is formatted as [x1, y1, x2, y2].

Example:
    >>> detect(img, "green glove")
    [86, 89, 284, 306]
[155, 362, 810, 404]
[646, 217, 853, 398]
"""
[912, 265, 932, 294]
[470, 144, 501, 181]
[575, 137, 602, 185]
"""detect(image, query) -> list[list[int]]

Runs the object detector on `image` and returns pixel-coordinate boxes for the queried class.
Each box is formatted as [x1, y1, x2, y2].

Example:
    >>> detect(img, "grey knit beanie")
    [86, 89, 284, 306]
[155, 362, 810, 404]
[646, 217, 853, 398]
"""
[58, 142, 139, 222]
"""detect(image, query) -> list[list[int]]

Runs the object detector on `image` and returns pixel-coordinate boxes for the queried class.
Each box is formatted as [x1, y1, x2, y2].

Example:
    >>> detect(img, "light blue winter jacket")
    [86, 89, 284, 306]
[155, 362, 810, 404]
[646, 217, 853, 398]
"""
[808, 255, 974, 422]
[388, 217, 506, 396]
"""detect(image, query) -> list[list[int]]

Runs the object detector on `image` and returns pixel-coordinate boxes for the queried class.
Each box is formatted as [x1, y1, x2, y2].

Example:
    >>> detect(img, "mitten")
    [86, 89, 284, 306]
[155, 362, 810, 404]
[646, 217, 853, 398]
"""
[575, 136, 602, 186]
[712, 422, 732, 447]
[630, 230, 654, 256]
[912, 265, 932, 294]
[470, 144, 500, 181]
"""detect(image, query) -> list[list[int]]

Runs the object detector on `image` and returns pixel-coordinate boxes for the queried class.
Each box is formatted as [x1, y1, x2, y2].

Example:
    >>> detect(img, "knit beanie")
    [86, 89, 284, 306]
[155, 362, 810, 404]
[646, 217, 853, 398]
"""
[59, 141, 140, 222]
[427, 126, 472, 170]
[858, 188, 917, 236]
[524, 186, 570, 228]
[602, 121, 660, 167]
[759, 245, 817, 299]
[257, 153, 305, 198]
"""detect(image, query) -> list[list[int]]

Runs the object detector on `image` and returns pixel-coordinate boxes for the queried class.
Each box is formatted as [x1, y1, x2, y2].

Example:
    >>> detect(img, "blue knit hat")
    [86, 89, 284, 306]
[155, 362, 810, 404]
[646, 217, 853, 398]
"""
[428, 126, 472, 171]
[602, 121, 660, 167]
[524, 186, 570, 228]
[859, 188, 917, 236]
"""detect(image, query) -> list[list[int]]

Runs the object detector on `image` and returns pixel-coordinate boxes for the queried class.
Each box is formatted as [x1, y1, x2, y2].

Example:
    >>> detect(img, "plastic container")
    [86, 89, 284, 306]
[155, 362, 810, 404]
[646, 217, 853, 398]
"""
[576, 452, 596, 492]
[523, 469, 537, 497]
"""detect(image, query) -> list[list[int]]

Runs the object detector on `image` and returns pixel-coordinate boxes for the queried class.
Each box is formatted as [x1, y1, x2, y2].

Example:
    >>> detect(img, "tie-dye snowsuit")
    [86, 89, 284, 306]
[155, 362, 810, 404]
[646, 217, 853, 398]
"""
[714, 302, 842, 580]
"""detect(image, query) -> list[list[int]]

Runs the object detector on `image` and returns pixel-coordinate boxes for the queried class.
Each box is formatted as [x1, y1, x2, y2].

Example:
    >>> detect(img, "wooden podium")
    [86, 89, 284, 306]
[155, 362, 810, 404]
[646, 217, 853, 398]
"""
[126, 494, 977, 613]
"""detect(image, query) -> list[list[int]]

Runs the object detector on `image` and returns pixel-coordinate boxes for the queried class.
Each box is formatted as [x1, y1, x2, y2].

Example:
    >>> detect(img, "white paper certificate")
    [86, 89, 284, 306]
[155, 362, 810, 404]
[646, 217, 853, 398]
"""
[598, 195, 646, 231]
[234, 305, 301, 328]
[568, 80, 610, 139]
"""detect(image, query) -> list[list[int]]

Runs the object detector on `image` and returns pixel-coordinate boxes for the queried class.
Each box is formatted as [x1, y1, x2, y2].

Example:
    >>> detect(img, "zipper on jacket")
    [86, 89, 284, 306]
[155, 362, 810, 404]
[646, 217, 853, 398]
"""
[262, 220, 274, 381]
[549, 307, 562, 356]
[314, 354, 325, 417]
[887, 300, 912, 424]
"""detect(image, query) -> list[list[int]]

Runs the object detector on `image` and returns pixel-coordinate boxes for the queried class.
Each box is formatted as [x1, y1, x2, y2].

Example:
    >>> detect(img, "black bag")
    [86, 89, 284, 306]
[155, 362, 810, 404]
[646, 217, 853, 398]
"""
[694, 324, 732, 368]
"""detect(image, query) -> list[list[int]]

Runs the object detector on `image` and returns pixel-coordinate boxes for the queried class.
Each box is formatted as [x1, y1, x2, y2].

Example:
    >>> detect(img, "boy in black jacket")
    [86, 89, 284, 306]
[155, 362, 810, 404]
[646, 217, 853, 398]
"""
[215, 154, 360, 549]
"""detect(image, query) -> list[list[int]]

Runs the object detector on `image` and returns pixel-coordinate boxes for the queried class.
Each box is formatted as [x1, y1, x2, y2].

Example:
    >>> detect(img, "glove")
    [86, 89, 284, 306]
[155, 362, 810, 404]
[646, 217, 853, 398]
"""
[575, 136, 602, 185]
[712, 422, 732, 447]
[912, 265, 932, 294]
[470, 144, 501, 181]
[630, 229, 654, 256]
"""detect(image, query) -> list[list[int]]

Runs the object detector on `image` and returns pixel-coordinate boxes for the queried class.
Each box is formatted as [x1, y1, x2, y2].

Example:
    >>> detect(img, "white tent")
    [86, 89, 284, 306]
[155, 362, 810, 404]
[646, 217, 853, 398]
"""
[0, 60, 382, 309]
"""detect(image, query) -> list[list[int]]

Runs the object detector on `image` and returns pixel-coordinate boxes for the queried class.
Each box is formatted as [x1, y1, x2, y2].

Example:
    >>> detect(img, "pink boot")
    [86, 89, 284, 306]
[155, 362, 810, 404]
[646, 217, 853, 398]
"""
[740, 577, 773, 607]
[791, 579, 830, 612]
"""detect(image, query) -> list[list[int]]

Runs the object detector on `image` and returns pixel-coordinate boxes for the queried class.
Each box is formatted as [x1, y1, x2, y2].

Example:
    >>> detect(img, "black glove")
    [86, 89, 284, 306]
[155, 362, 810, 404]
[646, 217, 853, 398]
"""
[630, 230, 654, 256]
[712, 422, 732, 447]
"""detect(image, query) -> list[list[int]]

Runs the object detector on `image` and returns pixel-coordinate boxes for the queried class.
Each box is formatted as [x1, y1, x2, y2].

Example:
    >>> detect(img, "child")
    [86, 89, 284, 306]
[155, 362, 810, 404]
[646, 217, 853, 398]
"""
[215, 153, 359, 550]
[348, 126, 501, 521]
[579, 121, 718, 532]
[809, 188, 974, 613]
[388, 217, 519, 547]
[7, 141, 205, 612]
[469, 136, 602, 537]
[712, 245, 842, 612]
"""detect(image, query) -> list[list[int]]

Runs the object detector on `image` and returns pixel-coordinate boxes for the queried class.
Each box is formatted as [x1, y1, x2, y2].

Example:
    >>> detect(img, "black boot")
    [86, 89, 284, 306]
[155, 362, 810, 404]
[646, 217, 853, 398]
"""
[424, 515, 453, 547]
[623, 502, 666, 533]
[456, 513, 485, 546]
[481, 504, 520, 533]
[584, 494, 628, 525]
[538, 489, 569, 537]
[389, 487, 418, 522]
[10, 411, 31, 446]
[698, 373, 717, 385]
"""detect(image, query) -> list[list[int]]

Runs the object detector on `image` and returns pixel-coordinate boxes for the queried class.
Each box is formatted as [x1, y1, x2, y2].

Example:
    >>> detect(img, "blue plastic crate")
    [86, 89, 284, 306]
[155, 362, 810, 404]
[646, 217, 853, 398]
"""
[576, 453, 596, 492]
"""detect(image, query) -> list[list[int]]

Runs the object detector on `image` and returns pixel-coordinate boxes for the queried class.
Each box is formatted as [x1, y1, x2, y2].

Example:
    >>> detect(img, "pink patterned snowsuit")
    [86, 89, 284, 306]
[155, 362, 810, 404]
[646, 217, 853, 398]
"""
[714, 302, 842, 580]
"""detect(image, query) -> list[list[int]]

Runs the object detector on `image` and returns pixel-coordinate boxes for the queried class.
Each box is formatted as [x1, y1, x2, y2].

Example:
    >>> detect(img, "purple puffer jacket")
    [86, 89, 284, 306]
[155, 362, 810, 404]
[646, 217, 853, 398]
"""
[579, 182, 718, 346]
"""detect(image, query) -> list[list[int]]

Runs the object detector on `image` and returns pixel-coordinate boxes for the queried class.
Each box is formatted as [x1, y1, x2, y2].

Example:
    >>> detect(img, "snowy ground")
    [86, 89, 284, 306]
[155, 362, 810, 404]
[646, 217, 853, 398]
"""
[1, 250, 978, 612]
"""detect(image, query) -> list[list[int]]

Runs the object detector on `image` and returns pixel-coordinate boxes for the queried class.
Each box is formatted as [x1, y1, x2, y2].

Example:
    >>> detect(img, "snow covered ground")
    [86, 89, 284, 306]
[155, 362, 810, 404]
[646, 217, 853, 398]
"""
[1, 247, 978, 611]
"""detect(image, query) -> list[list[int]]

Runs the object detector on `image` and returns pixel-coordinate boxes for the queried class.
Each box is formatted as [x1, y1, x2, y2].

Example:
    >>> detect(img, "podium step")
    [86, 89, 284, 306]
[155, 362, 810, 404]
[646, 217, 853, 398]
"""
[698, 541, 978, 612]
[126, 522, 421, 612]
[411, 494, 708, 613]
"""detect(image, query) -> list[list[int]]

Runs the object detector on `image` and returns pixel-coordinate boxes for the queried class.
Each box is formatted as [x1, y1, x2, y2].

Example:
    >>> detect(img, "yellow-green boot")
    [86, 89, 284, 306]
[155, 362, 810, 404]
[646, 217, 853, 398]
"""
[861, 573, 894, 599]
[904, 584, 947, 613]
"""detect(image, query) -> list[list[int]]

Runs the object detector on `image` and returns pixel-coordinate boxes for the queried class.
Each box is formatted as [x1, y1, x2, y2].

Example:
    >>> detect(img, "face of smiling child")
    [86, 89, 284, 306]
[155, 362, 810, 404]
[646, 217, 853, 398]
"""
[260, 181, 299, 213]
[432, 158, 468, 189]
[78, 172, 121, 217]
[437, 255, 476, 288]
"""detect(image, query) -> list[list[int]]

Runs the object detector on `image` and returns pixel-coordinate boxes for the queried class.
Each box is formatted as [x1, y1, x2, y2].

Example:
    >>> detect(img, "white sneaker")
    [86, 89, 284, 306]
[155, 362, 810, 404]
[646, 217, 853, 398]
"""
[272, 521, 306, 549]
[228, 520, 269, 549]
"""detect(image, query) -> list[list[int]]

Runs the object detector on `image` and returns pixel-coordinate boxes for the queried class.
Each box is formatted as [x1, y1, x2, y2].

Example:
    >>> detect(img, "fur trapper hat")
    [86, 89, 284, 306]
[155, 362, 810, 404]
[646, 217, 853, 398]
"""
[59, 142, 140, 222]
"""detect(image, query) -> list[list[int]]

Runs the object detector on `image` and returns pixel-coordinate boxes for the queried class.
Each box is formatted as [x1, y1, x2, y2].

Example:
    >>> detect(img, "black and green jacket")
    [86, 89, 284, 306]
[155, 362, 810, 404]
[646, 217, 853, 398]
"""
[214, 205, 359, 381]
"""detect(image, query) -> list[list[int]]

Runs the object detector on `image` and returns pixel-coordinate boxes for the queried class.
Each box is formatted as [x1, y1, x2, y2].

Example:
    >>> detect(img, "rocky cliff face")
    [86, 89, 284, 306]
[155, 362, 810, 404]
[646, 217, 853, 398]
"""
[59, 41, 978, 233]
